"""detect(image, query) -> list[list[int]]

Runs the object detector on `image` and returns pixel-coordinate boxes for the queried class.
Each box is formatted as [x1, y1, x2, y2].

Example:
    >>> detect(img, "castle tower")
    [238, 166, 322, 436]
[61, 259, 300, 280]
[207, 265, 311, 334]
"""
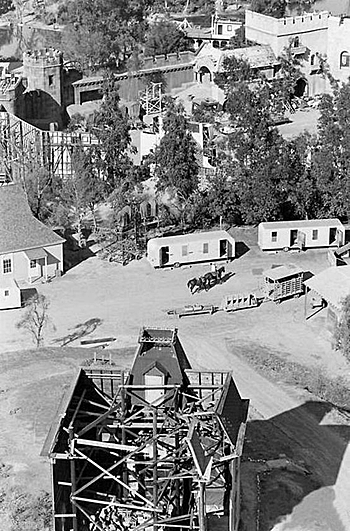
[22, 48, 64, 129]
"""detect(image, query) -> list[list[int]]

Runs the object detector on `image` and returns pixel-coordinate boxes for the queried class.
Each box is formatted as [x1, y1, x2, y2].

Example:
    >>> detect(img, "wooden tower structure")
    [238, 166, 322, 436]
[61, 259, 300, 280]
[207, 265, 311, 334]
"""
[42, 328, 249, 531]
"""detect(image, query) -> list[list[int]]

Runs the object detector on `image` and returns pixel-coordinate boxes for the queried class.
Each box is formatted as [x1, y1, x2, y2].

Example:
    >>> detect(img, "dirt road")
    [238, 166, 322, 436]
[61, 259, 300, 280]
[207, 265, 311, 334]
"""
[0, 231, 349, 529]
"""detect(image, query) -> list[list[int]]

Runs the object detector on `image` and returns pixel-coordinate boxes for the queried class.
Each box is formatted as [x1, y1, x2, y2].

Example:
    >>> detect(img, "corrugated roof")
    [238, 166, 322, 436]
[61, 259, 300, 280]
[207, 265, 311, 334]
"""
[263, 264, 304, 280]
[304, 266, 350, 310]
[0, 183, 64, 254]
[259, 218, 343, 229]
[148, 230, 234, 248]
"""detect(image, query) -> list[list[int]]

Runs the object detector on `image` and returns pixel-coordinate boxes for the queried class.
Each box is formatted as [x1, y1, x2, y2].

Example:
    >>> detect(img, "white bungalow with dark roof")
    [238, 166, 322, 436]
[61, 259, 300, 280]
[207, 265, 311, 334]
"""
[0, 183, 65, 309]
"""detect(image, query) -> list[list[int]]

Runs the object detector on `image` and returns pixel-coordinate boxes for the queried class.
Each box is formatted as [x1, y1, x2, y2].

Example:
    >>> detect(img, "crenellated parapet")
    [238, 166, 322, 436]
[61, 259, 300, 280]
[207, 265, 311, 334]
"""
[23, 48, 63, 69]
[142, 51, 196, 70]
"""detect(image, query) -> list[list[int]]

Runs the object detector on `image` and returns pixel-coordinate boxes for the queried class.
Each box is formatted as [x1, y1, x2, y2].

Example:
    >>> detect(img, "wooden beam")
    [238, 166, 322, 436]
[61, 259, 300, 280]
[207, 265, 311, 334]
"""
[74, 448, 154, 508]
[76, 400, 121, 438]
[54, 514, 77, 518]
[69, 389, 86, 429]
[76, 438, 138, 452]
[72, 495, 162, 512]
[72, 501, 105, 531]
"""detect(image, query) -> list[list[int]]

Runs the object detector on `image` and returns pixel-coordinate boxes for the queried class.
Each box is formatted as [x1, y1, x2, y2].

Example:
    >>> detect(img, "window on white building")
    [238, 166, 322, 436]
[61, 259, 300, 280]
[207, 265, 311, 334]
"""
[3, 259, 11, 274]
[182, 245, 188, 256]
[4, 290, 9, 297]
[312, 229, 318, 240]
[340, 51, 350, 68]
[271, 231, 277, 243]
[227, 24, 232, 31]
[30, 260, 37, 268]
[203, 243, 209, 254]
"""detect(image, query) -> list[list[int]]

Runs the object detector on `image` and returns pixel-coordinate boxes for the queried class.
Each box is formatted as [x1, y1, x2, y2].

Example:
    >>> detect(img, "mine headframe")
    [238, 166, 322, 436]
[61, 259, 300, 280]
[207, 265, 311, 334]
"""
[43, 329, 249, 531]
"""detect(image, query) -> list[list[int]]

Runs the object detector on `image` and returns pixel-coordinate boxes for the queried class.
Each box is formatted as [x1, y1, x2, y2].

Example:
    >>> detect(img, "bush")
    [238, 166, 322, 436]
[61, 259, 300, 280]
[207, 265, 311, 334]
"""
[8, 489, 52, 531]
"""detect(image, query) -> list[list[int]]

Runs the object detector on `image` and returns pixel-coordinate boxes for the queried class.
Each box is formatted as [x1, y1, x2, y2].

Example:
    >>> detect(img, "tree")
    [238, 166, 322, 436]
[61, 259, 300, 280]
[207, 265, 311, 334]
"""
[91, 75, 134, 192]
[18, 161, 54, 222]
[53, 145, 106, 243]
[0, 0, 14, 16]
[16, 294, 54, 347]
[215, 55, 290, 223]
[152, 99, 199, 203]
[334, 295, 350, 361]
[250, 0, 286, 18]
[144, 20, 190, 57]
[59, 0, 147, 73]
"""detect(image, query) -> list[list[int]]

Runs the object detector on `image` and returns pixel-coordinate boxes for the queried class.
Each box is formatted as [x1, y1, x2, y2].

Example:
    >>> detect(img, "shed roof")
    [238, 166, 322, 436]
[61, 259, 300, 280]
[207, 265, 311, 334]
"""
[148, 230, 234, 248]
[0, 184, 64, 255]
[263, 264, 304, 281]
[304, 266, 350, 311]
[259, 218, 343, 230]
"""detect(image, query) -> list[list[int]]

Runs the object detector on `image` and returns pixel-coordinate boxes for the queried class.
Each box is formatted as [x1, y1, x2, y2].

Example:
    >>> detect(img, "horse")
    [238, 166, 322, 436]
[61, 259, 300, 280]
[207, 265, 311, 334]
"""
[187, 277, 205, 294]
[202, 266, 226, 291]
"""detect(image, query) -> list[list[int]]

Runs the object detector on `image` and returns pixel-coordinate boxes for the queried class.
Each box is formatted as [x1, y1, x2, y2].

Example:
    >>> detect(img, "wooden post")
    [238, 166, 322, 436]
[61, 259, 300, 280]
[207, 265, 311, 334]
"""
[153, 409, 158, 531]
[45, 254, 48, 281]
[198, 481, 206, 531]
[304, 286, 308, 319]
[69, 427, 78, 531]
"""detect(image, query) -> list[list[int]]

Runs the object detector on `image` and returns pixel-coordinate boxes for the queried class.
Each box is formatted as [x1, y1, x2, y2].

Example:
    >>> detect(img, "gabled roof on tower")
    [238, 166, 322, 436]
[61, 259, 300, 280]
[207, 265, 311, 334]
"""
[129, 327, 191, 387]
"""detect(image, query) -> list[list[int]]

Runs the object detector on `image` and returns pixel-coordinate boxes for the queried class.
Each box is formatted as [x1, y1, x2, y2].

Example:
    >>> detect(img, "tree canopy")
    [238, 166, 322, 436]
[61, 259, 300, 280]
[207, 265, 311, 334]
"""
[151, 98, 199, 201]
[59, 0, 147, 73]
[250, 0, 286, 18]
[144, 20, 190, 57]
[91, 75, 134, 191]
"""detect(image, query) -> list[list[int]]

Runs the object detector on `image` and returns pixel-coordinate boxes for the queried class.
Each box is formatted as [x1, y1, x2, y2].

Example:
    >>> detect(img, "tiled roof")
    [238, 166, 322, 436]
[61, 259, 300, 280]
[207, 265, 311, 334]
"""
[0, 183, 64, 255]
[221, 45, 278, 69]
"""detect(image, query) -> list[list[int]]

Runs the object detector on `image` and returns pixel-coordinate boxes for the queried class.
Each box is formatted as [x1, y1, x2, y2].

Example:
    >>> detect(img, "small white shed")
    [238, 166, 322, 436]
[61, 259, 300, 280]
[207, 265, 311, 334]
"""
[258, 219, 345, 252]
[147, 230, 235, 268]
[0, 277, 21, 310]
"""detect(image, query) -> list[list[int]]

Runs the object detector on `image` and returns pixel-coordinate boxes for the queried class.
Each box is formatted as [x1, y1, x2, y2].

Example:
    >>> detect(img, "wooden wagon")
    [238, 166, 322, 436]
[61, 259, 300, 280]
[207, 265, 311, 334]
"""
[221, 293, 259, 312]
[262, 265, 304, 303]
[167, 304, 217, 318]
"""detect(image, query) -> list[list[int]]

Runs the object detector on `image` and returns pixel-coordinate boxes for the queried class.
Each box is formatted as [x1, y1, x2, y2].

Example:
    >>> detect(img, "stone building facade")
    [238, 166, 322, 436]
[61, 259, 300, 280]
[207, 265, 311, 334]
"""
[245, 9, 350, 96]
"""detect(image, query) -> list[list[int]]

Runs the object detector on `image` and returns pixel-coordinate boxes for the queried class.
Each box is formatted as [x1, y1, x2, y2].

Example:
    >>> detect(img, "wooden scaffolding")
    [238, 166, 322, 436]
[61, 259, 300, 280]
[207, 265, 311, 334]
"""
[43, 329, 249, 531]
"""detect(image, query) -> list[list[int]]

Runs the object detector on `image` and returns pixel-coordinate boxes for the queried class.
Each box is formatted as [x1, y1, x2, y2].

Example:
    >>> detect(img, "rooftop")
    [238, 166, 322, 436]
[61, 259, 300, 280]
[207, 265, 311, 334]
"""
[259, 218, 343, 229]
[263, 264, 304, 281]
[148, 230, 235, 247]
[304, 266, 350, 310]
[221, 45, 279, 69]
[0, 183, 64, 255]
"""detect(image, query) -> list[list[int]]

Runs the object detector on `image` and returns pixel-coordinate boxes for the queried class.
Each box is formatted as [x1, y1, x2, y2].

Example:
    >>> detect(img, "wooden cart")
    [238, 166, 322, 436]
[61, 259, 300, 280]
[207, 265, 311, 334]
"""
[167, 304, 217, 318]
[221, 293, 259, 312]
[262, 265, 304, 303]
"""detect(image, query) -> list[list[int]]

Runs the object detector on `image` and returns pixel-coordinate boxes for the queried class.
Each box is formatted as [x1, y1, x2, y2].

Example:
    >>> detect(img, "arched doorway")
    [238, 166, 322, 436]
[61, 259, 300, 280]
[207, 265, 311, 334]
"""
[198, 66, 212, 84]
[294, 78, 307, 97]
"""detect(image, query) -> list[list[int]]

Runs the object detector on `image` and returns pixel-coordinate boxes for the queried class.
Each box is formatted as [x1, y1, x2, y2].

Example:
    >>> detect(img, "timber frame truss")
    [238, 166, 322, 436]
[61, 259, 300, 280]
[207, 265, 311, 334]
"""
[47, 367, 249, 531]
